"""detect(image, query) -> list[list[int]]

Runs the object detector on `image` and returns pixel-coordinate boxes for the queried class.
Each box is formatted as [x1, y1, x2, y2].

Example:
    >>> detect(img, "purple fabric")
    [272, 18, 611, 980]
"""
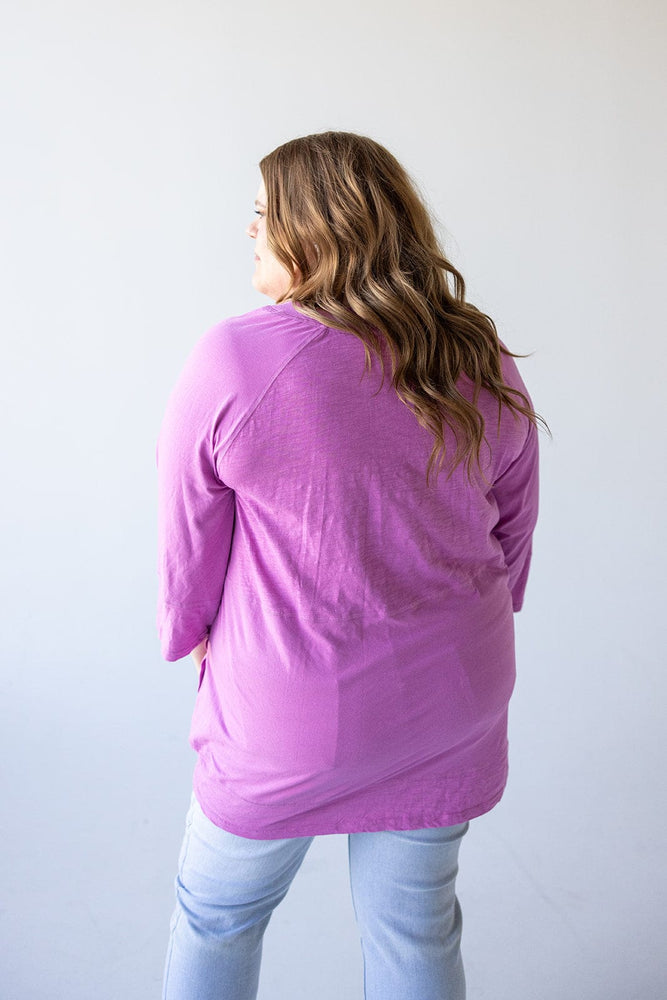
[157, 301, 539, 838]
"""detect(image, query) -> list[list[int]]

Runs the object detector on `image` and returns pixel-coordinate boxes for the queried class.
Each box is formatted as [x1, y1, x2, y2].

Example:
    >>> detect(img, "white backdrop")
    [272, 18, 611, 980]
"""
[1, 1, 665, 997]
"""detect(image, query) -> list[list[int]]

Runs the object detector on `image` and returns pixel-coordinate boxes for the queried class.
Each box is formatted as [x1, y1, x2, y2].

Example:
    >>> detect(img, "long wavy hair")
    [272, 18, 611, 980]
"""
[259, 131, 545, 480]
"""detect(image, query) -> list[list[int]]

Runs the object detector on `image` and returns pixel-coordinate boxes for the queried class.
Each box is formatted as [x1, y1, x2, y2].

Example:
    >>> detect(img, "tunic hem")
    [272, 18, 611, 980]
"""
[193, 786, 506, 839]
[192, 755, 508, 839]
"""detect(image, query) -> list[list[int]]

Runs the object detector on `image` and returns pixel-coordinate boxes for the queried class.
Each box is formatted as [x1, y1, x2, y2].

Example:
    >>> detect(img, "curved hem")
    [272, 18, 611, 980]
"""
[192, 785, 506, 840]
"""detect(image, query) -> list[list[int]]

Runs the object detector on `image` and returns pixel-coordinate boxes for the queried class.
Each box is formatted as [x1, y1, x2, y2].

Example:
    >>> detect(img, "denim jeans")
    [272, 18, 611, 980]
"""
[163, 796, 468, 1000]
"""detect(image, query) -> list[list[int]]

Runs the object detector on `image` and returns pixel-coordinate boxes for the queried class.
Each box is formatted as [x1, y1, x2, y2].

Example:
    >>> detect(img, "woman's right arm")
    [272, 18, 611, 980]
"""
[156, 336, 235, 661]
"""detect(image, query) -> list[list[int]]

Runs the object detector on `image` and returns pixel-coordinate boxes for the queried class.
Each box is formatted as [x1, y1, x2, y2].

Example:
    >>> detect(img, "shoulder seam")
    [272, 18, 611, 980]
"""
[213, 324, 326, 468]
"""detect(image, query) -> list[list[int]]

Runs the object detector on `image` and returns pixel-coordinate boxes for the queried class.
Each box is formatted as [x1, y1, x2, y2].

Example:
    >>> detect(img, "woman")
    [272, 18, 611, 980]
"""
[157, 131, 541, 1000]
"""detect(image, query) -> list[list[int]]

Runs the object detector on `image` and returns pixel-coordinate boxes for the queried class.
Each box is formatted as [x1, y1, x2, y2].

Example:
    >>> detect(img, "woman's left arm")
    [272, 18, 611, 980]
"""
[491, 419, 539, 612]
[156, 334, 235, 662]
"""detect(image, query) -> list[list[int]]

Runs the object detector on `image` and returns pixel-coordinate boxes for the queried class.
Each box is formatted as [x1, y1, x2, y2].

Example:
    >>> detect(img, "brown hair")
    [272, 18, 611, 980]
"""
[259, 131, 546, 480]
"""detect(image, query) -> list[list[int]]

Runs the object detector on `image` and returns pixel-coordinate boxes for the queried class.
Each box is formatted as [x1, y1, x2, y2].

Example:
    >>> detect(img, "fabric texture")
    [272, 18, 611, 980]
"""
[163, 795, 467, 1000]
[156, 301, 539, 838]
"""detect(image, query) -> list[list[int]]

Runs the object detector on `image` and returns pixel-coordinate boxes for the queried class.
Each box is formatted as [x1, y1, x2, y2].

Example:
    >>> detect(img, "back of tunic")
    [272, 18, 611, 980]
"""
[157, 301, 539, 838]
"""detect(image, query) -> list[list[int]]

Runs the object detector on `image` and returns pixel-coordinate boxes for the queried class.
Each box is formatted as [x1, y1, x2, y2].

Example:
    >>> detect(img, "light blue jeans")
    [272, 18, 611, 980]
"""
[163, 796, 468, 1000]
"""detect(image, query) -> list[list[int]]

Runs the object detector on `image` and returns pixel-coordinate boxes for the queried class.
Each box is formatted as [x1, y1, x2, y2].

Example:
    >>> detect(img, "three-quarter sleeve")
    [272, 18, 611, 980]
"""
[490, 420, 539, 612]
[156, 336, 236, 661]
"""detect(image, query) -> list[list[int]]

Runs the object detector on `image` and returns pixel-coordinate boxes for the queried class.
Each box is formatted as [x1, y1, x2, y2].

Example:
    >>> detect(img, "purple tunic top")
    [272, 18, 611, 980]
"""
[157, 301, 539, 838]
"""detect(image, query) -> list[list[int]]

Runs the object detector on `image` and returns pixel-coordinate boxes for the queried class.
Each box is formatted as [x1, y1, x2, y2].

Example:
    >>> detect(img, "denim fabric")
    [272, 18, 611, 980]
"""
[163, 797, 468, 1000]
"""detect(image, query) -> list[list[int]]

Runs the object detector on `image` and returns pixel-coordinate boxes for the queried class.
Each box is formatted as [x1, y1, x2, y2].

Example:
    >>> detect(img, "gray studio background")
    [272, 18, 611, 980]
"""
[2, 1, 665, 997]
